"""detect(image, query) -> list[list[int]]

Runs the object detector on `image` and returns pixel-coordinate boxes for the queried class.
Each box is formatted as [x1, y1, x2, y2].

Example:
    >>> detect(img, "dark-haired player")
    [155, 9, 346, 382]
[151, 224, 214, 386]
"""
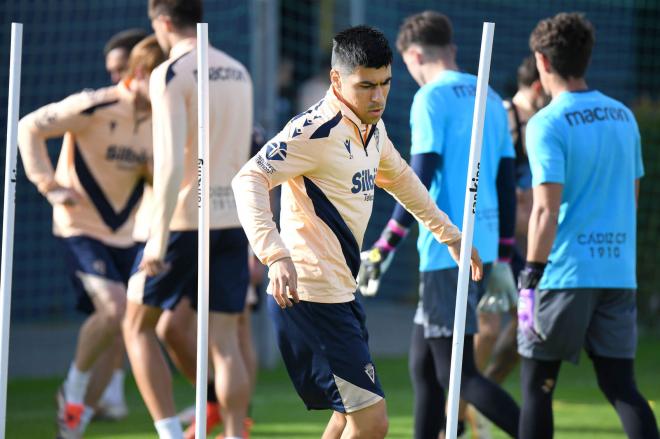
[233, 24, 482, 439]
[519, 12, 659, 439]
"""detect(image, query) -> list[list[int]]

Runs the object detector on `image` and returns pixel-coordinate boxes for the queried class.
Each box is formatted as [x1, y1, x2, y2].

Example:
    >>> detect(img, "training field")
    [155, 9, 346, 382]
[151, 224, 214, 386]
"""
[7, 337, 659, 438]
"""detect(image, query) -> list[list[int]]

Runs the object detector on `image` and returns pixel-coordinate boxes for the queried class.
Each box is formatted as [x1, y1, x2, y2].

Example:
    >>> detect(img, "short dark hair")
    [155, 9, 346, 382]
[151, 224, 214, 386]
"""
[517, 54, 539, 87]
[148, 0, 203, 28]
[529, 12, 595, 80]
[331, 25, 393, 73]
[104, 28, 148, 56]
[396, 11, 452, 53]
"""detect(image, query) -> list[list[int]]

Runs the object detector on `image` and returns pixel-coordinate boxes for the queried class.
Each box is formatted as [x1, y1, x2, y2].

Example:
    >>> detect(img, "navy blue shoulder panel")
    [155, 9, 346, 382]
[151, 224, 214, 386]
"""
[74, 143, 145, 232]
[303, 177, 360, 278]
[165, 51, 193, 86]
[310, 111, 342, 139]
[80, 99, 119, 115]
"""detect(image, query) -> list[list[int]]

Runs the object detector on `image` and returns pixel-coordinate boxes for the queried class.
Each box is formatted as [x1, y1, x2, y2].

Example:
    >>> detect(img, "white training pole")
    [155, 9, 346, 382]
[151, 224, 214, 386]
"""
[195, 22, 210, 439]
[0, 23, 22, 439]
[445, 22, 495, 439]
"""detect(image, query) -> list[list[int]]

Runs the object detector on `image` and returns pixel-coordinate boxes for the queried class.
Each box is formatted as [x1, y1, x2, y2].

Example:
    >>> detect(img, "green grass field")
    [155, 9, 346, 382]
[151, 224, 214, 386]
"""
[7, 336, 659, 438]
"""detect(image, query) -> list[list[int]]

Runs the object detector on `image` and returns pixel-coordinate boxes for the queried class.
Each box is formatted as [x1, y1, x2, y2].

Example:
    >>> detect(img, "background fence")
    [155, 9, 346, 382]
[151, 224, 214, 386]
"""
[0, 0, 658, 327]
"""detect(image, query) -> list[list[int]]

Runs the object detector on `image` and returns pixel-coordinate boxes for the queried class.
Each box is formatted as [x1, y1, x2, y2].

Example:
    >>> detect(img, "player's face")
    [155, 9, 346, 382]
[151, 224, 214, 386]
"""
[105, 48, 129, 84]
[332, 65, 392, 125]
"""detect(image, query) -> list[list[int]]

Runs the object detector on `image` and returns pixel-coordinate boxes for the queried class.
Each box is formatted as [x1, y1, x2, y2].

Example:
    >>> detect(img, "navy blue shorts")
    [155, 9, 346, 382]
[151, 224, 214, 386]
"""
[59, 236, 138, 315]
[268, 296, 384, 413]
[127, 228, 249, 313]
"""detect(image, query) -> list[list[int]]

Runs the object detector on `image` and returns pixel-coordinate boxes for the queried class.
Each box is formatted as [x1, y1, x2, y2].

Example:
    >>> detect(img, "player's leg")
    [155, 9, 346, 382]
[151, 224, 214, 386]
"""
[518, 357, 561, 439]
[323, 411, 347, 439]
[587, 289, 659, 439]
[207, 228, 251, 438]
[427, 335, 519, 437]
[409, 323, 444, 439]
[474, 311, 501, 370]
[123, 232, 195, 438]
[517, 289, 593, 439]
[209, 312, 250, 437]
[484, 310, 519, 383]
[267, 296, 387, 439]
[86, 334, 123, 411]
[57, 237, 130, 436]
[122, 301, 175, 419]
[341, 399, 388, 439]
[156, 296, 197, 383]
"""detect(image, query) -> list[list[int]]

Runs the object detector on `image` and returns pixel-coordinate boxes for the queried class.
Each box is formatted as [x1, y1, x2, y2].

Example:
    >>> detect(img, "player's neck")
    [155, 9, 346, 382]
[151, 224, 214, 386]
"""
[167, 28, 197, 54]
[420, 59, 458, 85]
[549, 75, 588, 99]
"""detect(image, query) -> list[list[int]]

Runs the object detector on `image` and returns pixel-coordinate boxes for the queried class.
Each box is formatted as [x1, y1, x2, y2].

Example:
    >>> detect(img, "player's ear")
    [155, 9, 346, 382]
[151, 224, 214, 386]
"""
[534, 51, 551, 74]
[330, 69, 342, 92]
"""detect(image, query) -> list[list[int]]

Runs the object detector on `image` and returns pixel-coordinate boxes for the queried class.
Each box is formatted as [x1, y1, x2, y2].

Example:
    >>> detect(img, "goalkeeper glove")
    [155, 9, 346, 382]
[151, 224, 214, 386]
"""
[517, 261, 546, 342]
[357, 219, 408, 297]
[478, 238, 518, 313]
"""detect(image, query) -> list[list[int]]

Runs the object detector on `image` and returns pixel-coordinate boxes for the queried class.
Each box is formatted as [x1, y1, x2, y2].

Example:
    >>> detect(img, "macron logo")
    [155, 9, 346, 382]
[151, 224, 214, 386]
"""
[266, 142, 288, 161]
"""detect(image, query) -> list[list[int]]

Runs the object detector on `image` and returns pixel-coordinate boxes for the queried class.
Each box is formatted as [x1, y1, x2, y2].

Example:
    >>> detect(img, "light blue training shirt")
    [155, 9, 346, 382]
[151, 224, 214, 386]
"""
[410, 70, 515, 271]
[526, 90, 643, 289]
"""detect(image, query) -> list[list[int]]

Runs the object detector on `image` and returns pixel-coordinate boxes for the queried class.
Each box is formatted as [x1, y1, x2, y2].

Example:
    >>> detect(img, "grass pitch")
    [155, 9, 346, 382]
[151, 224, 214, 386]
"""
[7, 336, 659, 438]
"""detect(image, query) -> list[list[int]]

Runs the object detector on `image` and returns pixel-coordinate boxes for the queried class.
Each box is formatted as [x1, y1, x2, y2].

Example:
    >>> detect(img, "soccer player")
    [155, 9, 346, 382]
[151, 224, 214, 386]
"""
[17, 36, 165, 438]
[123, 1, 253, 438]
[519, 12, 659, 439]
[104, 28, 149, 84]
[359, 11, 520, 438]
[232, 25, 483, 439]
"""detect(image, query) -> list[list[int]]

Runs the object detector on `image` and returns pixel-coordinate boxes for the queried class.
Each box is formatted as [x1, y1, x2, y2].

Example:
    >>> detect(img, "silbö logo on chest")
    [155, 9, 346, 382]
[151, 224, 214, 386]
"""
[351, 168, 378, 201]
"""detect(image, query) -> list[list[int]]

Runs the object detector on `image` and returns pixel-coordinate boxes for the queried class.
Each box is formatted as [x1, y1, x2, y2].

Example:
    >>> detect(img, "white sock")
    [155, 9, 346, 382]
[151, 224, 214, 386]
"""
[64, 363, 91, 405]
[225, 436, 242, 439]
[100, 369, 125, 404]
[154, 416, 184, 439]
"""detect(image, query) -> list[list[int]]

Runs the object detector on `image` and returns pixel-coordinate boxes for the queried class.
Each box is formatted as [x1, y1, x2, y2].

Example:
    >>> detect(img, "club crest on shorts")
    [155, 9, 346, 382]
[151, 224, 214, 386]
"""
[266, 141, 288, 161]
[364, 363, 375, 383]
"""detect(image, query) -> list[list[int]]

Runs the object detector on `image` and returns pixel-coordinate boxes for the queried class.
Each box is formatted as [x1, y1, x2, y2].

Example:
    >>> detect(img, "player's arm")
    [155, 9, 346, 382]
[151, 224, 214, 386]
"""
[232, 135, 318, 308]
[17, 93, 92, 204]
[140, 69, 187, 275]
[518, 115, 564, 340]
[357, 151, 439, 295]
[375, 137, 483, 280]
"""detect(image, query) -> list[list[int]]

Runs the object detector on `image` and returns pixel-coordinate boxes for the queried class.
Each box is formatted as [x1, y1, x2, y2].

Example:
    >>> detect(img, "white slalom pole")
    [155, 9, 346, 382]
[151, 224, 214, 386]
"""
[195, 22, 210, 439]
[445, 22, 495, 439]
[0, 23, 22, 439]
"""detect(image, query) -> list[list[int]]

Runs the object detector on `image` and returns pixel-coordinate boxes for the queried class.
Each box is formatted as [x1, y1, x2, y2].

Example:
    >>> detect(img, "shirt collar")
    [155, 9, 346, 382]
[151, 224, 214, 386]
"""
[170, 37, 196, 59]
[325, 86, 369, 130]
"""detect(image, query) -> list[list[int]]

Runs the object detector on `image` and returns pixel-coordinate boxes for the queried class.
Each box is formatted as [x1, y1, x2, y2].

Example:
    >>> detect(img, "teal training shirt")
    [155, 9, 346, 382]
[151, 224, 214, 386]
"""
[410, 70, 514, 271]
[526, 90, 644, 289]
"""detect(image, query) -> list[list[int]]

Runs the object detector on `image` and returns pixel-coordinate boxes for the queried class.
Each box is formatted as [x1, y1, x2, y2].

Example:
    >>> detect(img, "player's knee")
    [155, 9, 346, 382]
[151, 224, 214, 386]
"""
[156, 319, 187, 349]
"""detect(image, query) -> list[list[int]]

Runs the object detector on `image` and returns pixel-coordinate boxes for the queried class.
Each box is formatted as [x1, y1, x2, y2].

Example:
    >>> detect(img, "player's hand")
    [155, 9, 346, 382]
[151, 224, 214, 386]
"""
[357, 245, 394, 297]
[447, 240, 483, 281]
[269, 257, 299, 308]
[478, 262, 517, 313]
[45, 186, 81, 206]
[139, 256, 170, 277]
[517, 263, 546, 342]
